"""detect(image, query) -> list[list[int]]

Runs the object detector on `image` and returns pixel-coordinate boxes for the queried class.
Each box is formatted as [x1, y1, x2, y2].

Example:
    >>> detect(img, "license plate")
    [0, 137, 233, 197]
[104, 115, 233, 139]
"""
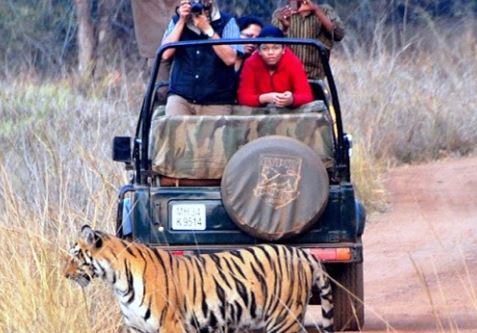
[171, 204, 206, 230]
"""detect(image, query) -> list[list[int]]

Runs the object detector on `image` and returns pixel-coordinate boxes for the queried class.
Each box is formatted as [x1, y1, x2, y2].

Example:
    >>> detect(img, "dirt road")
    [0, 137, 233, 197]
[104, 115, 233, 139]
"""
[362, 157, 477, 332]
[305, 157, 477, 332]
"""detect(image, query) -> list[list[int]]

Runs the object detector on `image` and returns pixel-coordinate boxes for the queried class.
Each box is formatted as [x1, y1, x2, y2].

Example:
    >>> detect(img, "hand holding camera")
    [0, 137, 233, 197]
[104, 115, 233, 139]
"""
[177, 0, 212, 20]
[277, 6, 293, 25]
[193, 14, 213, 36]
[190, 0, 212, 16]
[182, 0, 212, 35]
[296, 0, 318, 14]
[277, 0, 317, 24]
[177, 1, 192, 20]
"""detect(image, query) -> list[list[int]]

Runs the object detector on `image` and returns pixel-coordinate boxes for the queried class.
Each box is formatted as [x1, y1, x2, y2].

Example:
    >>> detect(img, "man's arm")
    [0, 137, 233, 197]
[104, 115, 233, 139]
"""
[323, 5, 345, 41]
[313, 6, 334, 32]
[315, 4, 345, 41]
[301, 3, 345, 41]
[161, 2, 191, 60]
[193, 15, 237, 66]
[272, 7, 292, 33]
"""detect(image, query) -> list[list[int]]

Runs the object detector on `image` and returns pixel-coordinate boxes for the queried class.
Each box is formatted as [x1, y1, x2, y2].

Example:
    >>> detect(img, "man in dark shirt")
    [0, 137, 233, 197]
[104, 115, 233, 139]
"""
[161, 0, 242, 115]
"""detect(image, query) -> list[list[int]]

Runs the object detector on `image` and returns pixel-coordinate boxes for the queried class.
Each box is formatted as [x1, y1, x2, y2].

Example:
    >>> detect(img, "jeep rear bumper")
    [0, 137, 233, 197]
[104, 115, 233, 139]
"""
[152, 241, 363, 263]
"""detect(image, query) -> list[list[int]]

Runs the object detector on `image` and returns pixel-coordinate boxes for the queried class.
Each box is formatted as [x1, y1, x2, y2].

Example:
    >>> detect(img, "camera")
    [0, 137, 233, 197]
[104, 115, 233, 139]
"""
[289, 0, 304, 11]
[190, 0, 211, 15]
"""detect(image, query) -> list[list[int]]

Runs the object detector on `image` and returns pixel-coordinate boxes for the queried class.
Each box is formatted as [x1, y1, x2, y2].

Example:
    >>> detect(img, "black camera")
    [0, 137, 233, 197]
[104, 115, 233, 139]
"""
[190, 0, 211, 15]
[191, 1, 204, 14]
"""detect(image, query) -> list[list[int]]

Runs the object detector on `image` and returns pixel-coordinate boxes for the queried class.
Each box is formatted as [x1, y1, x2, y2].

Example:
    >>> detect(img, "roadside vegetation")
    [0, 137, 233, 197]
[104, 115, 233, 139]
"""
[0, 4, 475, 332]
[342, 17, 477, 211]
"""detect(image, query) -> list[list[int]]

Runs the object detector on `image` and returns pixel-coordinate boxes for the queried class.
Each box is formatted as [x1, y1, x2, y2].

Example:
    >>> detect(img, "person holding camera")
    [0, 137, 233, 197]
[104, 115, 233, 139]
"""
[161, 0, 241, 115]
[272, 0, 345, 80]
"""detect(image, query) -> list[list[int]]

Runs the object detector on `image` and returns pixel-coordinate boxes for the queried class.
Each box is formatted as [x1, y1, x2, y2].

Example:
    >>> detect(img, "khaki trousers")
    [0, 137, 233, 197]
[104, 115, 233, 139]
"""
[165, 94, 233, 115]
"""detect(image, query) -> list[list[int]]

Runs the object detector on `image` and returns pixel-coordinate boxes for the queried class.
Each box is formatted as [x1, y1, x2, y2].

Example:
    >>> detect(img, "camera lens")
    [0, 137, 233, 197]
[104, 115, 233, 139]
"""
[191, 1, 204, 14]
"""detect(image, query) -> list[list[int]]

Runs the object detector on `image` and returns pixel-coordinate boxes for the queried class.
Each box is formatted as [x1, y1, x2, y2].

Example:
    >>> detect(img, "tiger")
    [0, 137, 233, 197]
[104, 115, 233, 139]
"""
[64, 225, 333, 333]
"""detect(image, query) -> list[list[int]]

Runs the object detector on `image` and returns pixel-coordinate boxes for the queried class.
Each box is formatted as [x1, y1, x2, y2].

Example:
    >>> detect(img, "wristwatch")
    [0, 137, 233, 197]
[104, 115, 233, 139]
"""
[204, 28, 215, 38]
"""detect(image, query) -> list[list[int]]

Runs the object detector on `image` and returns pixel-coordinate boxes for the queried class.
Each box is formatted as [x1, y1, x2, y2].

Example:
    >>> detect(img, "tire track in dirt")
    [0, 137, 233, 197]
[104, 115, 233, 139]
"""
[362, 157, 477, 332]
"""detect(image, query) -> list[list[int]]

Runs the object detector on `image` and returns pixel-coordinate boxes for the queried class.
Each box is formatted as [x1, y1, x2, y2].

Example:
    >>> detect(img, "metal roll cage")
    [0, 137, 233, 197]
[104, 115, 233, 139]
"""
[133, 37, 349, 184]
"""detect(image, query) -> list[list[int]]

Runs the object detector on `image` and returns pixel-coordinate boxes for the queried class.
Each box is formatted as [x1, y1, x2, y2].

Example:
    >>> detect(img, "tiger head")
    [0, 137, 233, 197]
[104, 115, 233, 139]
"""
[64, 225, 107, 287]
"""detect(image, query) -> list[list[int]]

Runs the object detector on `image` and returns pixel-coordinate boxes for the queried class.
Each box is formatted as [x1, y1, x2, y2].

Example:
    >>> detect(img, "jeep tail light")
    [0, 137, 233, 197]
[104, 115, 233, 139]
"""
[170, 250, 194, 256]
[309, 247, 352, 262]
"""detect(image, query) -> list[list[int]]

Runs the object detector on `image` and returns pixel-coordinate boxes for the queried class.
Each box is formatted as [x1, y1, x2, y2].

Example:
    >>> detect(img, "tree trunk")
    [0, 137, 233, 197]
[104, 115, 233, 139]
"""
[130, 0, 177, 58]
[74, 0, 96, 77]
[95, 0, 118, 77]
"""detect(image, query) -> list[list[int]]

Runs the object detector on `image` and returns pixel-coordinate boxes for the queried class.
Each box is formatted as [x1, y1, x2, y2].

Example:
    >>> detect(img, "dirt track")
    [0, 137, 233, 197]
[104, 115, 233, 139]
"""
[361, 157, 477, 332]
[306, 157, 477, 332]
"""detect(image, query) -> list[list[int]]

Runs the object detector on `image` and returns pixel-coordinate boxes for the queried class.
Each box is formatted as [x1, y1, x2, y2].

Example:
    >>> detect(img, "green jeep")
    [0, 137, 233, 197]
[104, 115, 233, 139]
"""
[112, 38, 365, 331]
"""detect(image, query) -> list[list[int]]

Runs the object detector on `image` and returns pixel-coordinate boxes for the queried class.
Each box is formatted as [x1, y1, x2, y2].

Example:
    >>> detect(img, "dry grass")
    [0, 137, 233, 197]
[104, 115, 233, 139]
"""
[335, 17, 477, 209]
[0, 16, 476, 333]
[0, 78, 134, 332]
[350, 143, 387, 212]
[409, 251, 477, 333]
[336, 18, 477, 164]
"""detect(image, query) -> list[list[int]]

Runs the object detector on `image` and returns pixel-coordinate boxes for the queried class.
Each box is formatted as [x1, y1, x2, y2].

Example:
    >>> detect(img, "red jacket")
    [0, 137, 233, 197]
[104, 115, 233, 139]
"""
[237, 48, 313, 107]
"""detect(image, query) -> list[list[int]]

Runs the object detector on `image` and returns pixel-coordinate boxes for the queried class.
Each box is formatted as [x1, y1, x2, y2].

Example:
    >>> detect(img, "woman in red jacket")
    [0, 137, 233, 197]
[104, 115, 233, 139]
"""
[237, 25, 313, 108]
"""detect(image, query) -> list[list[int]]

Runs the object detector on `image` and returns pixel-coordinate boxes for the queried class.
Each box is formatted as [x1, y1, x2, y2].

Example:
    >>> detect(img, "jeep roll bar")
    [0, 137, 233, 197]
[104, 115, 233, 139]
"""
[133, 38, 349, 184]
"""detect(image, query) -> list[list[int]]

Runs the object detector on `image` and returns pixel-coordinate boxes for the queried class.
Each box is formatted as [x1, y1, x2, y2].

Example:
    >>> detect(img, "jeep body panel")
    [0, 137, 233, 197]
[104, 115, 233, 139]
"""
[123, 182, 361, 246]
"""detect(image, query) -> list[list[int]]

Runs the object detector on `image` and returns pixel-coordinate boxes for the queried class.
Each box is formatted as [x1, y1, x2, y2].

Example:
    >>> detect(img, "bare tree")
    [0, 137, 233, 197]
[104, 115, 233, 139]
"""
[74, 0, 95, 77]
[74, 0, 120, 78]
[131, 0, 177, 59]
[96, 0, 118, 76]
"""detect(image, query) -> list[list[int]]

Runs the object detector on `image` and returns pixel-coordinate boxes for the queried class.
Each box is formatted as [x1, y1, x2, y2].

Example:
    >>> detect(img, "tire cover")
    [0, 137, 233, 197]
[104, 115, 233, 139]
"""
[221, 136, 329, 241]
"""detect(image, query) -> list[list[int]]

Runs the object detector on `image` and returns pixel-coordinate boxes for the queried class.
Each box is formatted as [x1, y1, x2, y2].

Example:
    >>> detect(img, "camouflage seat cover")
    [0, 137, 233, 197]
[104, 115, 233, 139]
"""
[149, 101, 334, 179]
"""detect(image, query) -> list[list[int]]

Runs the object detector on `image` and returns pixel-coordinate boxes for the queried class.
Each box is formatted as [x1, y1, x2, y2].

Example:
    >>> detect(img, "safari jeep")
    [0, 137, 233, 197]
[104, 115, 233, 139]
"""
[112, 38, 366, 331]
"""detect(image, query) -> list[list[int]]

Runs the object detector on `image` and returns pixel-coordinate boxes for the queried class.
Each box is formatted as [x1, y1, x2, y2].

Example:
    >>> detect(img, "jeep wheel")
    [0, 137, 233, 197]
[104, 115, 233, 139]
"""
[329, 262, 365, 331]
[221, 136, 329, 241]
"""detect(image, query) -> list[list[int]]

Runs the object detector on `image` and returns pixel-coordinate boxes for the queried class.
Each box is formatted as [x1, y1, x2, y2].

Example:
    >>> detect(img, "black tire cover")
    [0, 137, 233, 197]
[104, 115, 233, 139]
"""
[221, 136, 329, 241]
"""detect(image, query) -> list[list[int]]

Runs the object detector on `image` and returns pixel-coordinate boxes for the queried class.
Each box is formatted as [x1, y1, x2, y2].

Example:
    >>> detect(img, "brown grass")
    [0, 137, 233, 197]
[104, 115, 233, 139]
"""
[0, 78, 131, 332]
[336, 18, 477, 164]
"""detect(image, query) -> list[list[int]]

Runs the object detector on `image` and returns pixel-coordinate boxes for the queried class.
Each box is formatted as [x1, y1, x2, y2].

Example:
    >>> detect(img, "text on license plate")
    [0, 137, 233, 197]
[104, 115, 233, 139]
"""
[171, 204, 206, 230]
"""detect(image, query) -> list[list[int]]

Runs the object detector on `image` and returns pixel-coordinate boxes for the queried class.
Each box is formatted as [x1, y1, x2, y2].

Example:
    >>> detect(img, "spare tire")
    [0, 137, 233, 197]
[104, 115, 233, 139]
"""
[221, 136, 329, 241]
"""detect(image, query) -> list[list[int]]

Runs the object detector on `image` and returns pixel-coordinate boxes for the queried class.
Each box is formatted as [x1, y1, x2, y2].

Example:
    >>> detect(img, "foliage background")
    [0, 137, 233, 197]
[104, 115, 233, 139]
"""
[1, 0, 476, 75]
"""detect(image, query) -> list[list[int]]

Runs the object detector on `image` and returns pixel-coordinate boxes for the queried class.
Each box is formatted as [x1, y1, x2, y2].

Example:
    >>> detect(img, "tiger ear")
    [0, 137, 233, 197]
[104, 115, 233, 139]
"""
[80, 225, 103, 248]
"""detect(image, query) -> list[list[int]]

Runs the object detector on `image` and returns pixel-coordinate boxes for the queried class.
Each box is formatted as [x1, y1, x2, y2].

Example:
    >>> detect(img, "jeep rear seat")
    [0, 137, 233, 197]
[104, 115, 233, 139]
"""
[148, 101, 334, 185]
